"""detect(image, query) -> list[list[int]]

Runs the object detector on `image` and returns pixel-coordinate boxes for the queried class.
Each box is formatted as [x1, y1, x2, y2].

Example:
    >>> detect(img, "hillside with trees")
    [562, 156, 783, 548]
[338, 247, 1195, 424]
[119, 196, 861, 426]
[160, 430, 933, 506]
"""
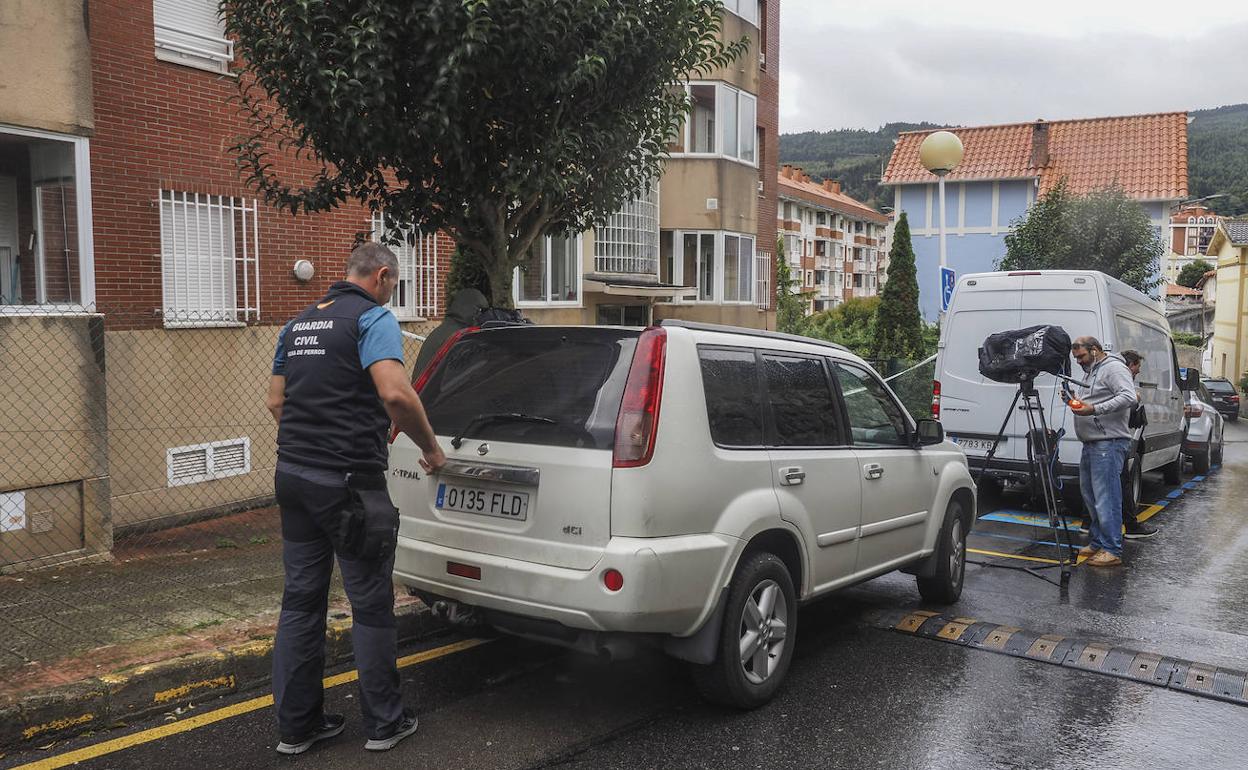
[781, 104, 1248, 216]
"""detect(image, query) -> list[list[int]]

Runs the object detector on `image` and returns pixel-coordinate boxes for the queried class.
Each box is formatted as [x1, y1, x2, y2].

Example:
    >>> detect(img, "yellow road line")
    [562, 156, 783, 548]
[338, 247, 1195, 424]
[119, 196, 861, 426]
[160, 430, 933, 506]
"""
[968, 547, 1086, 566]
[1136, 504, 1165, 524]
[12, 638, 489, 770]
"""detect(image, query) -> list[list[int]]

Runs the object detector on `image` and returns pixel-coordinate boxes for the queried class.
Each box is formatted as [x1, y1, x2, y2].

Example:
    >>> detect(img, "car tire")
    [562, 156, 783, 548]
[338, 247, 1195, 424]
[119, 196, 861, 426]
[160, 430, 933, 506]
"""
[1121, 453, 1142, 516]
[1192, 441, 1211, 475]
[916, 500, 967, 605]
[1229, 413, 1238, 423]
[1212, 430, 1224, 466]
[691, 551, 796, 710]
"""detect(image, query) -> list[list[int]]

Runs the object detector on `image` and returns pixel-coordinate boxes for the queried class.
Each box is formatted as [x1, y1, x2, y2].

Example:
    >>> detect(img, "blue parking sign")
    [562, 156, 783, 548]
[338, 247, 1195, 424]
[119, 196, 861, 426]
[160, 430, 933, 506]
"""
[940, 267, 956, 312]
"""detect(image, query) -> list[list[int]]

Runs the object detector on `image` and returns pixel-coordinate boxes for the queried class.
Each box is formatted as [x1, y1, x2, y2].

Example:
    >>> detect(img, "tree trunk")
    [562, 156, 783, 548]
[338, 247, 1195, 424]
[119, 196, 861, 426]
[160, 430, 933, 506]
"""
[486, 250, 515, 310]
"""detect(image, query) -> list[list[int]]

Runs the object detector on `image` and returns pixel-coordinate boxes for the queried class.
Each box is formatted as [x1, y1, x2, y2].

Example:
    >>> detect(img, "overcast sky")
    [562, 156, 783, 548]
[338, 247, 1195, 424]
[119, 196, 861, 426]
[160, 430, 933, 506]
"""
[779, 0, 1248, 133]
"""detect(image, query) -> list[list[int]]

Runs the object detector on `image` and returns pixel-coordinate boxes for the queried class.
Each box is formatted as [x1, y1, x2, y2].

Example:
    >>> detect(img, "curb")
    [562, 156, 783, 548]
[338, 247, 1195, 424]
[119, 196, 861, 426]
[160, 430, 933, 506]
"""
[2, 603, 451, 752]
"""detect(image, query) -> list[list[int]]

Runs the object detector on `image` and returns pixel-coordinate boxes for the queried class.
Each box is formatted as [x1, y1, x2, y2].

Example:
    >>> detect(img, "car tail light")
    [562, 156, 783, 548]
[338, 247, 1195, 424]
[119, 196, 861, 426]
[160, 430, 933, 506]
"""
[602, 569, 624, 592]
[1232, 396, 1241, 404]
[931, 380, 941, 419]
[447, 561, 481, 580]
[613, 327, 667, 468]
[1185, 403, 1204, 418]
[390, 327, 478, 443]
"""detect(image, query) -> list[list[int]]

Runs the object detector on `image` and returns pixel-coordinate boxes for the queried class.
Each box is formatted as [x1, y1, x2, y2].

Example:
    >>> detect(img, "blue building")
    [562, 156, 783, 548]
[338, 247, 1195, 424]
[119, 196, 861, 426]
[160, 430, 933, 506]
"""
[881, 113, 1189, 319]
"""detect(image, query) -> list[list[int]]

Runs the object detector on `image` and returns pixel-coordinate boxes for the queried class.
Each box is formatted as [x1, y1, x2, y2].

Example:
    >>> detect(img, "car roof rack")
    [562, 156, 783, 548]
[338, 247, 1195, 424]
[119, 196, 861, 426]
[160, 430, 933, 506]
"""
[657, 319, 849, 353]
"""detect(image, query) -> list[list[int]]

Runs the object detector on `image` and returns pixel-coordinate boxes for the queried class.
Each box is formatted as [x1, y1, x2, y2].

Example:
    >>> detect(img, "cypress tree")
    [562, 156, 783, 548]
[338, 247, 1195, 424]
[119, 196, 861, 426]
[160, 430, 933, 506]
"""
[873, 212, 925, 359]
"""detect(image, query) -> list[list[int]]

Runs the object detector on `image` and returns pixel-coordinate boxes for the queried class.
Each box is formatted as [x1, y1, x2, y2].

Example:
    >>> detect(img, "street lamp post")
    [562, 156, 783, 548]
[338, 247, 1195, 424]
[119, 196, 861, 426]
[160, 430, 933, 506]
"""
[920, 131, 964, 318]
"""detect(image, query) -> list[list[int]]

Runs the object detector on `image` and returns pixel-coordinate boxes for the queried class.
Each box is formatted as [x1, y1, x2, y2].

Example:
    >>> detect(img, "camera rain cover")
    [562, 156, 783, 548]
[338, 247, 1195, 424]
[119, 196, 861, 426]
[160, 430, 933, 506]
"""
[978, 325, 1071, 383]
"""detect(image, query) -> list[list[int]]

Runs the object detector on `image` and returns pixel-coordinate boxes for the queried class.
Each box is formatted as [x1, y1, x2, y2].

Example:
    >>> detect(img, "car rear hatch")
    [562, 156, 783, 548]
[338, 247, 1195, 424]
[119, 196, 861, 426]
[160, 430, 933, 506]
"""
[389, 326, 640, 570]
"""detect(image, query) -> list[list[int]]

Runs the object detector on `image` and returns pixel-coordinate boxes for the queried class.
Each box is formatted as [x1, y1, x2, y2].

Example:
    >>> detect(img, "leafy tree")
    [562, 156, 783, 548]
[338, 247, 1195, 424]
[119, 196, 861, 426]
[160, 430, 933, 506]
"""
[805, 297, 879, 358]
[444, 247, 492, 305]
[775, 237, 807, 335]
[1177, 259, 1214, 289]
[223, 1, 746, 306]
[872, 212, 925, 359]
[999, 181, 1163, 294]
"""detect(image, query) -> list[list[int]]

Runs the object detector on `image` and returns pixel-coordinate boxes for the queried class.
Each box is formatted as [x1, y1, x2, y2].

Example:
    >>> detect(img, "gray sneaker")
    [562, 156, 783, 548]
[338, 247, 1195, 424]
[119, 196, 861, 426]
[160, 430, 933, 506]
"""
[364, 711, 419, 752]
[276, 713, 346, 755]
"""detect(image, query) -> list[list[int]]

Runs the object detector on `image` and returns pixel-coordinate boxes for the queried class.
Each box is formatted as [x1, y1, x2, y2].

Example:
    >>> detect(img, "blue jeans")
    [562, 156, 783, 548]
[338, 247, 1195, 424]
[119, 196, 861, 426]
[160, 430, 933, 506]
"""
[1079, 438, 1131, 557]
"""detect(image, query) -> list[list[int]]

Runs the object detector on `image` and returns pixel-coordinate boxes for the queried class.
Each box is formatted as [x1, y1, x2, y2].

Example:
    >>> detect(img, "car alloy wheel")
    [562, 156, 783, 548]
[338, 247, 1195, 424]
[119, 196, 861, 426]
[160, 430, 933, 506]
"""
[948, 517, 965, 587]
[738, 579, 789, 685]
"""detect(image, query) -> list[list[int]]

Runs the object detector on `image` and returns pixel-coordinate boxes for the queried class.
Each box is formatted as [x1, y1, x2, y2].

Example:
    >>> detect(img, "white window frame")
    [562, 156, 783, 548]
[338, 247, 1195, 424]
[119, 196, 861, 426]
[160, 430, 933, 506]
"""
[672, 82, 759, 167]
[153, 0, 234, 74]
[0, 124, 95, 315]
[722, 233, 756, 305]
[159, 190, 260, 328]
[665, 230, 756, 305]
[514, 233, 584, 308]
[721, 0, 760, 26]
[370, 214, 440, 320]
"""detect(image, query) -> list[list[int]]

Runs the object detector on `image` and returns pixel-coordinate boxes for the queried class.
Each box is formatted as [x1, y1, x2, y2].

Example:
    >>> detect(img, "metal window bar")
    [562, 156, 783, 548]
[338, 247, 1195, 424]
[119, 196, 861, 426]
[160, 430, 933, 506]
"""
[159, 191, 260, 327]
[755, 252, 770, 311]
[371, 214, 438, 319]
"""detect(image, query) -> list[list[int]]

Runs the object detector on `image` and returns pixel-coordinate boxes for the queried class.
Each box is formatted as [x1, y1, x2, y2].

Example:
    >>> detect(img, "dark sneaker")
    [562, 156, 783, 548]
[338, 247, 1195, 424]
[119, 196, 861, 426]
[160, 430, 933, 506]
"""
[364, 711, 419, 752]
[276, 713, 346, 755]
[1124, 520, 1159, 540]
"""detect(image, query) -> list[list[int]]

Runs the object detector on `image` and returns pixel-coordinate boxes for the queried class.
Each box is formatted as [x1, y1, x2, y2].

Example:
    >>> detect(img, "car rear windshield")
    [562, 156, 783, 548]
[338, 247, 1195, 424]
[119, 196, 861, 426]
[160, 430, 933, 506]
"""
[1204, 380, 1235, 394]
[418, 327, 639, 450]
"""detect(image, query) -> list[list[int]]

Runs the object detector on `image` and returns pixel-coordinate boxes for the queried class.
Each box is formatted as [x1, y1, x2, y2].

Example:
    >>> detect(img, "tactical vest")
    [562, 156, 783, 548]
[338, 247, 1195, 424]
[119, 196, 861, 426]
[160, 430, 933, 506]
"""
[277, 282, 392, 473]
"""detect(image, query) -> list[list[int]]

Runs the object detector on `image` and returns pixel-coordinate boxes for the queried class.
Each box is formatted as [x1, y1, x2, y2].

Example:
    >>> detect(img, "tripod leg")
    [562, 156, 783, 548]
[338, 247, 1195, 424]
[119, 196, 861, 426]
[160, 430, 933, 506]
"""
[1029, 394, 1074, 586]
[976, 387, 1023, 486]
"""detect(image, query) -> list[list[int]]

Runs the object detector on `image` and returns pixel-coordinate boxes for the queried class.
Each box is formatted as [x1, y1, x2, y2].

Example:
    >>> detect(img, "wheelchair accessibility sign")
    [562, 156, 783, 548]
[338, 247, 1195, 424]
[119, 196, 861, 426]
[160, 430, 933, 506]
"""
[940, 267, 956, 312]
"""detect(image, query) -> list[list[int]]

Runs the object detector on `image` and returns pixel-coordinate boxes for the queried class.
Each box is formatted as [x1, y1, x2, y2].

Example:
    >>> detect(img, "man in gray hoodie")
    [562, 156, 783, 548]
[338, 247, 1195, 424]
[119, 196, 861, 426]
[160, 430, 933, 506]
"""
[1070, 336, 1138, 566]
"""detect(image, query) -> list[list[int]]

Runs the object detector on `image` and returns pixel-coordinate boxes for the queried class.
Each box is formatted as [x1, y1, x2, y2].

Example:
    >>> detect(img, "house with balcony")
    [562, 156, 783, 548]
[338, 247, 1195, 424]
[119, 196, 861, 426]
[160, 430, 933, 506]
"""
[520, 1, 779, 329]
[1166, 205, 1223, 283]
[882, 113, 1189, 319]
[777, 166, 888, 313]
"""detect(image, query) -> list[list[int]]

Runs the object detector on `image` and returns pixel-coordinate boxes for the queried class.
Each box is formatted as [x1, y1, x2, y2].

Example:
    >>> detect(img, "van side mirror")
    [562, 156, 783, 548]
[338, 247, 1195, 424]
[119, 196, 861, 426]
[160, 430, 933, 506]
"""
[914, 418, 944, 447]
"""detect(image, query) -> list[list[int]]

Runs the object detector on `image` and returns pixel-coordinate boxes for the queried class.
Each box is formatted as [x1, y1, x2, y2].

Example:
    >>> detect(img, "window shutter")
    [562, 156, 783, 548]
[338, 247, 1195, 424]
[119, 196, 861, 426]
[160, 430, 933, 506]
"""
[153, 0, 232, 72]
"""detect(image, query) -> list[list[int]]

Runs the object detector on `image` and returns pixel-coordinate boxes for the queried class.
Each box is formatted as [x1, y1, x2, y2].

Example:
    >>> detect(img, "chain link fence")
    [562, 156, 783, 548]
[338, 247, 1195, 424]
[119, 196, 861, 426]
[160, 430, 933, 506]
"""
[0, 306, 433, 685]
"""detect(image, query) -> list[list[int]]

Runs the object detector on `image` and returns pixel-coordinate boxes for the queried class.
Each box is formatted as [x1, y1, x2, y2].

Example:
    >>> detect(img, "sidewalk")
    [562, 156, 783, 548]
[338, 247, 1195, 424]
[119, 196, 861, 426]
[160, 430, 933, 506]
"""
[0, 507, 445, 751]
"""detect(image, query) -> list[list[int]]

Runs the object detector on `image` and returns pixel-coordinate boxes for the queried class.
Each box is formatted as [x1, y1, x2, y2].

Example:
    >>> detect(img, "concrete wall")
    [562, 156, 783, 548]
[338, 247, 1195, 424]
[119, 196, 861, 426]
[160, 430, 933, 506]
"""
[660, 158, 759, 234]
[0, 0, 94, 136]
[0, 316, 109, 569]
[704, 12, 760, 94]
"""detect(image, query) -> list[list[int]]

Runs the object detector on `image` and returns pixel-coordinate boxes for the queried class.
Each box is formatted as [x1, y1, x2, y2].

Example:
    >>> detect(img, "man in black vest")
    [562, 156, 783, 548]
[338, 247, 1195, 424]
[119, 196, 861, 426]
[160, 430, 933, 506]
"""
[265, 242, 445, 754]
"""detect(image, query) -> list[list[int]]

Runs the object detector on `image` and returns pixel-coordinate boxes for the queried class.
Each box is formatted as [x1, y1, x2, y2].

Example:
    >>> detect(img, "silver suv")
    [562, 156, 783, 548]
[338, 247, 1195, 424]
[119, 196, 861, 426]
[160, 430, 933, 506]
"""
[389, 320, 975, 707]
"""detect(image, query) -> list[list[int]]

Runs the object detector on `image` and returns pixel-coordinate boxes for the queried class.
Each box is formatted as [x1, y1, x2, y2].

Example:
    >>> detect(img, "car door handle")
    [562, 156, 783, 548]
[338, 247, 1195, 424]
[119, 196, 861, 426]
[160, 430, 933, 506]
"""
[864, 463, 884, 481]
[779, 467, 805, 486]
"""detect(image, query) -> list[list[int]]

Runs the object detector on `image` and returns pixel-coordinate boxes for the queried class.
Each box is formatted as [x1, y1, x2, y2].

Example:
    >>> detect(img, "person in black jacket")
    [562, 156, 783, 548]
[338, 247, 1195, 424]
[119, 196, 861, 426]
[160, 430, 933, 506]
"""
[1120, 350, 1158, 540]
[265, 242, 445, 755]
[411, 288, 489, 381]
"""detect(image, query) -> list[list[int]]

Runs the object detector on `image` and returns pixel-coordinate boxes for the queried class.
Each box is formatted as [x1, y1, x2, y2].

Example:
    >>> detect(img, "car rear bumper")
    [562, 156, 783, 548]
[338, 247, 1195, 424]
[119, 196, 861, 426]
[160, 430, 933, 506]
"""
[392, 532, 739, 636]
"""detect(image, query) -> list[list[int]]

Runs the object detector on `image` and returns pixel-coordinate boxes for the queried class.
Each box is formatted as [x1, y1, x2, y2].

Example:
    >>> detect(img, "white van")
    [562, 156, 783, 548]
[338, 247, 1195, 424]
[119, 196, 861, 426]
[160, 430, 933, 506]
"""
[933, 270, 1187, 512]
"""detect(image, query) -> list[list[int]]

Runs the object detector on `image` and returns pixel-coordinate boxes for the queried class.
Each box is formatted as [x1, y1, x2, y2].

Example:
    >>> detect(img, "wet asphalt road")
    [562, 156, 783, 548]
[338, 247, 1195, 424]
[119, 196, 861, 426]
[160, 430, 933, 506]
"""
[7, 421, 1248, 770]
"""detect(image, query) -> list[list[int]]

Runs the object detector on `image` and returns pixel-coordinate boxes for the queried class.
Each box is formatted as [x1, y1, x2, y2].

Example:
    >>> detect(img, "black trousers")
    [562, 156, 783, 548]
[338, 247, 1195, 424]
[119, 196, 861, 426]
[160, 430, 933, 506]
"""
[272, 468, 404, 739]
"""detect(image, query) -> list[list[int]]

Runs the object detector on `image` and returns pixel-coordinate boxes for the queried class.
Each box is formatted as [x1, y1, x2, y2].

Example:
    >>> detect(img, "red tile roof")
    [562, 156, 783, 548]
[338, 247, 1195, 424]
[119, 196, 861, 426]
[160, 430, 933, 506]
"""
[882, 112, 1188, 201]
[1165, 283, 1202, 297]
[777, 167, 887, 224]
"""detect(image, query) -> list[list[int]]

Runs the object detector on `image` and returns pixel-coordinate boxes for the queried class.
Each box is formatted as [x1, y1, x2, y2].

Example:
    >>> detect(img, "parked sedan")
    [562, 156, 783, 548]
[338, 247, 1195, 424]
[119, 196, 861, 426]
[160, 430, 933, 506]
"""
[1183, 383, 1225, 474]
[1201, 377, 1241, 422]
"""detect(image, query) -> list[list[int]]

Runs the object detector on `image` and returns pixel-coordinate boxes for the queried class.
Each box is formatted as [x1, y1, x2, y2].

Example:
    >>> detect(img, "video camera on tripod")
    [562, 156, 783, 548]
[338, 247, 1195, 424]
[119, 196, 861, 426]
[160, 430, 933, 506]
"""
[975, 324, 1079, 589]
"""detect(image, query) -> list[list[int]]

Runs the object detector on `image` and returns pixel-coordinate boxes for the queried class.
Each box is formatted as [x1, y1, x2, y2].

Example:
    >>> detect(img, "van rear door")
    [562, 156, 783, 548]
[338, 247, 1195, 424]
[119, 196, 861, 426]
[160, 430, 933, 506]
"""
[388, 327, 639, 570]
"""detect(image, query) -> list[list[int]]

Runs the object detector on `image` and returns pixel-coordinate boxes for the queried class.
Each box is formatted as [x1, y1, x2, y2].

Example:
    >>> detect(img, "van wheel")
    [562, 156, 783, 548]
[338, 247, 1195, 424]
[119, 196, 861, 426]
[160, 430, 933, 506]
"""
[691, 552, 796, 709]
[1192, 442, 1211, 475]
[1121, 454, 1142, 517]
[917, 500, 967, 604]
[1162, 453, 1182, 485]
[1213, 431, 1224, 466]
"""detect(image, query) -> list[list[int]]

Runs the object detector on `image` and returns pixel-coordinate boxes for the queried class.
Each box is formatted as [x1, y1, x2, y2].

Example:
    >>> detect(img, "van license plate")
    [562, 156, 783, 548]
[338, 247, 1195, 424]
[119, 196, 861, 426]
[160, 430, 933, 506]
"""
[436, 483, 529, 521]
[952, 437, 1001, 454]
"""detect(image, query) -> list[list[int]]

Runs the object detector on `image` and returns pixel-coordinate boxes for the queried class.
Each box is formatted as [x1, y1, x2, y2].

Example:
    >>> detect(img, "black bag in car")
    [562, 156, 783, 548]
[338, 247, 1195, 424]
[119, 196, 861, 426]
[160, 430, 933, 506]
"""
[978, 325, 1072, 384]
[336, 472, 399, 563]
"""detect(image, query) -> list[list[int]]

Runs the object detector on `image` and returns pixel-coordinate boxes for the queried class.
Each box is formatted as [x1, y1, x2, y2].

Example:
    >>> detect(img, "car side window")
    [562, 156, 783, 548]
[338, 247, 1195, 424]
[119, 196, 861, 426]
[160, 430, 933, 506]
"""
[1197, 383, 1212, 403]
[761, 354, 842, 447]
[832, 362, 910, 448]
[698, 347, 764, 447]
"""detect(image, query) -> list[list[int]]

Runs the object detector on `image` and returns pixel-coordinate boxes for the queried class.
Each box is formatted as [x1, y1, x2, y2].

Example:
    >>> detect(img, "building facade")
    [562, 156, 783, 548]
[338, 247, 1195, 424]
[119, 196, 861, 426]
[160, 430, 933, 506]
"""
[1208, 220, 1248, 387]
[881, 114, 1188, 319]
[776, 167, 888, 312]
[521, 1, 778, 329]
